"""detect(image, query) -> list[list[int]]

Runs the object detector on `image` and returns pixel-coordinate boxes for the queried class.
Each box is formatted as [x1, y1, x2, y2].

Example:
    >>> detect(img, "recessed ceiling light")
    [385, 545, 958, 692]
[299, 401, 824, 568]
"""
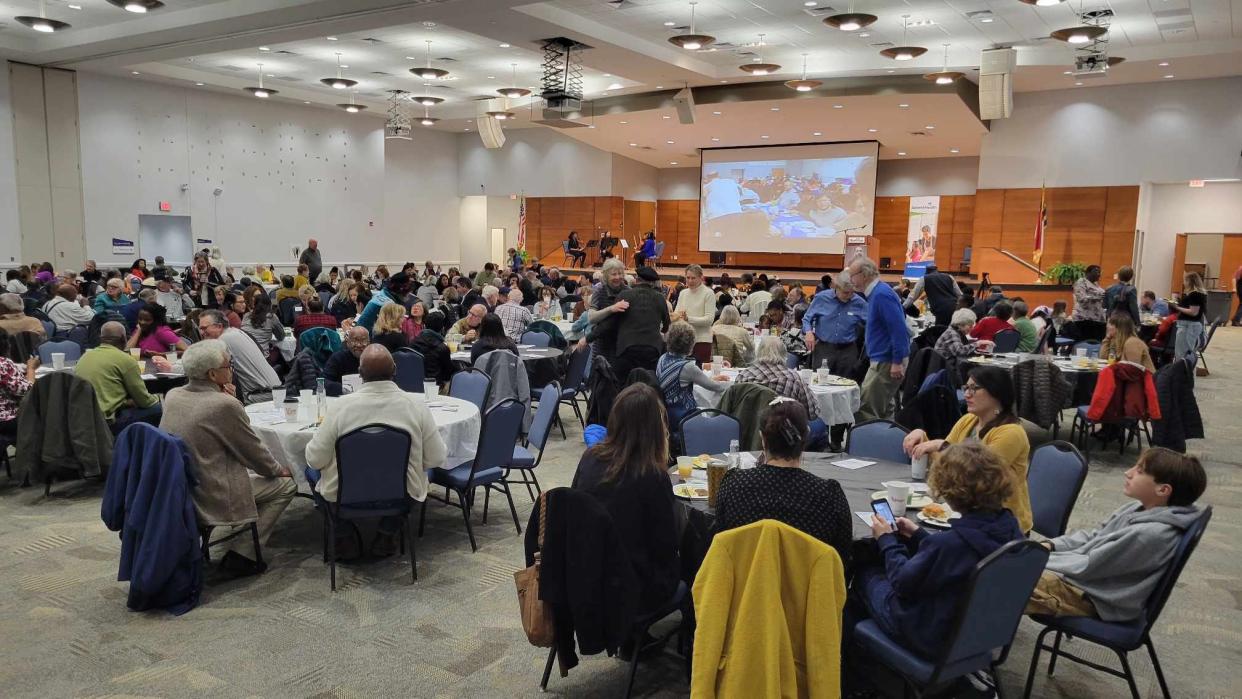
[68, 3, 81, 8]
[670, 161, 679, 165]
[812, 131, 822, 136]
[859, 32, 871, 38]
[980, 17, 994, 23]
[712, 111, 722, 115]
[925, 124, 934, 129]
[607, 82, 623, 90]
[1075, 81, 1084, 86]
[949, 148, 960, 153]
[629, 142, 638, 146]
[259, 46, 270, 52]
[1158, 61, 1170, 67]
[720, 79, 728, 83]
[466, 119, 472, 123]
[897, 151, 907, 156]
[422, 21, 436, 27]
[131, 71, 140, 75]
[487, 75, 495, 79]
[1063, 70, 1073, 75]
[664, 21, 676, 26]
[711, 137, 720, 141]
[867, 128, 878, 132]
[499, 43, 511, 48]
[303, 101, 310, 104]
[832, 104, 844, 109]
[195, 82, 204, 86]
[620, 120, 628, 124]
[1163, 74, 1175, 79]
[464, 128, 471, 131]
[898, 103, 910, 108]
[662, 115, 671, 119]
[761, 135, 770, 139]
[326, 36, 338, 41]
[603, 73, 612, 77]
[886, 69, 896, 73]
[339, 65, 348, 69]
[804, 1, 818, 6]
[666, 140, 675, 144]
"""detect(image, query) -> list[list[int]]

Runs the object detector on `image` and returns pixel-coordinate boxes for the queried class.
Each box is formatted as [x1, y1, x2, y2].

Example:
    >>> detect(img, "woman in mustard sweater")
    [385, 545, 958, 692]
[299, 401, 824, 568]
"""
[902, 365, 1032, 532]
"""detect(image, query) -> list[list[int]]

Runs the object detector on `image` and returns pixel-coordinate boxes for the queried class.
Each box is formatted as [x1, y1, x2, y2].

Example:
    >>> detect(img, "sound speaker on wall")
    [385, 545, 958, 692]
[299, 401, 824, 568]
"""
[979, 48, 1015, 120]
[674, 86, 696, 125]
[709, 251, 726, 265]
[479, 116, 506, 149]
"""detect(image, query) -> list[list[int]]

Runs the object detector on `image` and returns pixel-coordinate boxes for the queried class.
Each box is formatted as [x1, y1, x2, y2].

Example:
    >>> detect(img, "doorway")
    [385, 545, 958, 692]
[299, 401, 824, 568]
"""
[489, 228, 506, 266]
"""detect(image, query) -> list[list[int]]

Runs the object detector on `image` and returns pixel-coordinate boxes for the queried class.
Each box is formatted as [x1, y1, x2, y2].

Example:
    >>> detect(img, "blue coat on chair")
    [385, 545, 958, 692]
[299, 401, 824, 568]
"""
[101, 423, 203, 615]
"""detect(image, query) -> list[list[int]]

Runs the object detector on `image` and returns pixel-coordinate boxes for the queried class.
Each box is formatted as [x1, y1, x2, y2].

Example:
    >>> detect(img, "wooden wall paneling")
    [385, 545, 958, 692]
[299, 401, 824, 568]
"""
[1047, 187, 1108, 232]
[971, 189, 1004, 253]
[1171, 234, 1187, 293]
[1041, 230, 1073, 266]
[1099, 230, 1136, 276]
[950, 195, 974, 270]
[999, 188, 1042, 259]
[873, 196, 909, 267]
[623, 200, 640, 243]
[1103, 186, 1140, 233]
[1219, 236, 1242, 316]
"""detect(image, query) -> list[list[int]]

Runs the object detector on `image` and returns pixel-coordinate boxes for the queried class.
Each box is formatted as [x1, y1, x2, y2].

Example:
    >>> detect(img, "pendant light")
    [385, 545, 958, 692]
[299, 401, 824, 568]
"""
[785, 53, 822, 92]
[15, 0, 70, 32]
[739, 34, 781, 76]
[243, 63, 277, 98]
[414, 83, 444, 107]
[320, 52, 357, 90]
[923, 44, 964, 84]
[410, 40, 449, 80]
[419, 105, 439, 127]
[486, 106, 516, 120]
[823, 0, 877, 31]
[106, 0, 165, 12]
[1051, 0, 1108, 44]
[1018, 0, 1065, 6]
[879, 15, 927, 61]
[497, 63, 531, 99]
[337, 92, 365, 113]
[668, 1, 714, 50]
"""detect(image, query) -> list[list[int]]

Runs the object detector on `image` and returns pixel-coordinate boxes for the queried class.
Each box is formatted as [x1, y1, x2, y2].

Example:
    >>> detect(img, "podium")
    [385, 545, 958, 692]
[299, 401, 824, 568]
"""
[844, 235, 872, 265]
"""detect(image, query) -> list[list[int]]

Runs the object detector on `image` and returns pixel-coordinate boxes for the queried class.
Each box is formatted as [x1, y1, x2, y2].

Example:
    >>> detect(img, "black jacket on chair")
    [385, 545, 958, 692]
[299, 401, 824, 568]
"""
[1152, 359, 1204, 453]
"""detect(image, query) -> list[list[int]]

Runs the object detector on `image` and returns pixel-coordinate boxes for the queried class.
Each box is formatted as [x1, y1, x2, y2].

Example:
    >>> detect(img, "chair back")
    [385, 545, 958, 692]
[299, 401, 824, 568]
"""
[1073, 340, 1101, 358]
[561, 240, 570, 253]
[449, 367, 491, 410]
[1141, 506, 1212, 630]
[679, 409, 741, 457]
[1026, 441, 1088, 538]
[468, 399, 525, 480]
[1034, 324, 1054, 354]
[65, 324, 89, 348]
[318, 291, 333, 310]
[527, 383, 560, 453]
[992, 328, 1021, 353]
[40, 319, 55, 339]
[934, 540, 1049, 676]
[785, 352, 800, 369]
[334, 424, 412, 513]
[654, 241, 666, 259]
[392, 348, 426, 392]
[846, 419, 910, 463]
[38, 340, 82, 364]
[520, 331, 551, 348]
[1200, 320, 1222, 351]
[1076, 320, 1107, 342]
[277, 297, 300, 325]
[563, 345, 592, 393]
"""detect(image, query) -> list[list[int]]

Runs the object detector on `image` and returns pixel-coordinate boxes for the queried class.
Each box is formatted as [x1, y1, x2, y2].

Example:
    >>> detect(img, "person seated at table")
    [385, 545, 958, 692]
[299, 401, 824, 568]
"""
[126, 303, 189, 359]
[42, 284, 96, 333]
[283, 326, 340, 393]
[739, 337, 828, 448]
[1103, 311, 1154, 372]
[313, 272, 335, 294]
[712, 305, 754, 368]
[714, 399, 852, 569]
[759, 299, 793, 332]
[1140, 290, 1169, 318]
[412, 310, 454, 388]
[851, 441, 1024, 660]
[1148, 311, 1179, 354]
[657, 321, 729, 426]
[255, 264, 275, 284]
[155, 310, 281, 405]
[935, 308, 986, 359]
[294, 264, 312, 291]
[292, 297, 337, 337]
[0, 329, 37, 440]
[305, 343, 447, 556]
[970, 300, 1014, 343]
[242, 294, 285, 357]
[0, 293, 45, 339]
[1026, 447, 1205, 622]
[1011, 300, 1038, 352]
[495, 289, 534, 341]
[120, 288, 155, 332]
[161, 340, 295, 577]
[1050, 300, 1069, 334]
[329, 280, 360, 325]
[532, 286, 559, 321]
[93, 277, 131, 315]
[401, 301, 427, 342]
[371, 302, 412, 354]
[902, 365, 1032, 532]
[572, 383, 679, 614]
[76, 321, 163, 432]
[470, 312, 517, 364]
[273, 275, 298, 305]
[321, 326, 369, 396]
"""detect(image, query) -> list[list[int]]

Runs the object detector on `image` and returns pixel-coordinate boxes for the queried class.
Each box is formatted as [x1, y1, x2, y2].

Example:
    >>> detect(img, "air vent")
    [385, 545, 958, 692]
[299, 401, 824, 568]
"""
[802, 6, 838, 17]
[712, 42, 738, 50]
[276, 76, 301, 82]
[274, 50, 299, 56]
[605, 0, 639, 8]
[361, 37, 384, 44]
[436, 57, 458, 62]
[218, 65, 246, 72]
[869, 42, 894, 49]
[370, 71, 393, 76]
[908, 131, 928, 137]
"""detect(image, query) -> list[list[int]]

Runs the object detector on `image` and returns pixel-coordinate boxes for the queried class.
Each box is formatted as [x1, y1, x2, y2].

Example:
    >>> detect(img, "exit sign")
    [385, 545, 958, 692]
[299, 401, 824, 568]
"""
[1188, 180, 1205, 188]
[159, 201, 172, 211]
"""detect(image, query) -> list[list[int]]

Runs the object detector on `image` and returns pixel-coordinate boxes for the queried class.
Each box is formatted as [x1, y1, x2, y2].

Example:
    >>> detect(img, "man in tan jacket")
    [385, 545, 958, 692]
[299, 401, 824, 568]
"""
[160, 339, 295, 577]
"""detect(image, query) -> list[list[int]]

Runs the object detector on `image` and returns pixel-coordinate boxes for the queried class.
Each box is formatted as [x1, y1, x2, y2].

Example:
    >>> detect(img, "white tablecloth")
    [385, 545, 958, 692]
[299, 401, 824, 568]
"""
[693, 368, 861, 427]
[244, 395, 481, 494]
[450, 346, 565, 363]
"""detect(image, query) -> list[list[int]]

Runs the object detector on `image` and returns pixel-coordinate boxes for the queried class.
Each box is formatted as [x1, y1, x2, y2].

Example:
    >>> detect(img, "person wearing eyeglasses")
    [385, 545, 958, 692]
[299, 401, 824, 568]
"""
[152, 309, 280, 405]
[901, 365, 1032, 533]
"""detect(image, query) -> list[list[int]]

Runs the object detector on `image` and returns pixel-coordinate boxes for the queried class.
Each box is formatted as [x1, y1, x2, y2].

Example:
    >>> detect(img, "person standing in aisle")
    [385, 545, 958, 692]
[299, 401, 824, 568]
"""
[672, 264, 716, 364]
[850, 257, 909, 422]
[299, 239, 323, 285]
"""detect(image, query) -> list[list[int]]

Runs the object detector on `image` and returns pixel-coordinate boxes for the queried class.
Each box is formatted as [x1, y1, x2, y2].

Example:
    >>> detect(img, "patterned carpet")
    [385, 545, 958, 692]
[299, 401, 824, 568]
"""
[2, 332, 1240, 698]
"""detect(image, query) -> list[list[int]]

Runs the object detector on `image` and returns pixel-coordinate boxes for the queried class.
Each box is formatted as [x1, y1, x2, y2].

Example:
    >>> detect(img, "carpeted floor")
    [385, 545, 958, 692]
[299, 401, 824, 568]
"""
[2, 331, 1240, 698]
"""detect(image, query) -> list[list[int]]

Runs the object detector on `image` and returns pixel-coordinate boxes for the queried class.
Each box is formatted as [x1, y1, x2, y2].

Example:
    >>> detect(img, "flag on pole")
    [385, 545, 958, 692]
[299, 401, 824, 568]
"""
[1033, 184, 1047, 266]
[517, 196, 527, 253]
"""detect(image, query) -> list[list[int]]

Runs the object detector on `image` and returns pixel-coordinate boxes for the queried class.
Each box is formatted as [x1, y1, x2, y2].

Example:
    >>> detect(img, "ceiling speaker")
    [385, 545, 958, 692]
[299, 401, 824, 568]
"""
[479, 116, 506, 149]
[673, 86, 696, 125]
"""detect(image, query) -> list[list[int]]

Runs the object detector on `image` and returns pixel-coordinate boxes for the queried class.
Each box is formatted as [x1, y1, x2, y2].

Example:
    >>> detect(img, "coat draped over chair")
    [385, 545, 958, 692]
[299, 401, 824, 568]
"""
[16, 372, 113, 484]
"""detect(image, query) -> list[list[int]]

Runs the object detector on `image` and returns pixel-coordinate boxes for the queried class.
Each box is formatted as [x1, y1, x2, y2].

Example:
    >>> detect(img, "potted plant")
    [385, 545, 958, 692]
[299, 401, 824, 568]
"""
[1043, 262, 1087, 285]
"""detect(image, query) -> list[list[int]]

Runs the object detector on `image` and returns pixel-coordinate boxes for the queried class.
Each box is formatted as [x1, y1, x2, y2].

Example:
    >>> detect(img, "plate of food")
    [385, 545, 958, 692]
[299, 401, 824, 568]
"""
[673, 482, 710, 500]
[871, 491, 934, 509]
[917, 503, 961, 527]
[825, 377, 857, 387]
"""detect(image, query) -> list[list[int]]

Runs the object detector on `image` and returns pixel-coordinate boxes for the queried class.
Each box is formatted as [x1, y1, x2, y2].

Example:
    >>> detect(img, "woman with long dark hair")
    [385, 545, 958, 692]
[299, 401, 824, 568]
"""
[572, 383, 679, 612]
[126, 303, 189, 358]
[129, 258, 148, 280]
[469, 312, 517, 363]
[241, 294, 286, 357]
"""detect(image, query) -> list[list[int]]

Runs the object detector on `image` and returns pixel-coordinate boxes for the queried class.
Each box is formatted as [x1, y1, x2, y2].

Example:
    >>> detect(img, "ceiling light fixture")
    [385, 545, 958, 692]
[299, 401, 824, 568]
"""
[1163, 74, 1175, 79]
[833, 104, 844, 109]
[320, 52, 358, 90]
[1019, 0, 1065, 5]
[666, 140, 675, 144]
[760, 135, 770, 139]
[898, 103, 910, 108]
[415, 94, 443, 107]
[1158, 61, 1169, 67]
[411, 40, 449, 80]
[949, 148, 960, 153]
[670, 161, 678, 165]
[786, 53, 823, 92]
[337, 92, 365, 113]
[668, 1, 715, 50]
[131, 71, 140, 75]
[486, 110, 516, 120]
[325, 36, 337, 41]
[812, 131, 822, 136]
[897, 151, 907, 156]
[68, 3, 81, 8]
[924, 43, 964, 84]
[16, 0, 70, 32]
[823, 0, 877, 32]
[711, 137, 720, 141]
[497, 63, 531, 98]
[1051, 25, 1107, 44]
[106, 0, 165, 12]
[195, 82, 204, 86]
[867, 128, 877, 132]
[498, 43, 511, 48]
[419, 105, 438, 126]
[880, 16, 927, 61]
[739, 33, 781, 75]
[243, 63, 277, 98]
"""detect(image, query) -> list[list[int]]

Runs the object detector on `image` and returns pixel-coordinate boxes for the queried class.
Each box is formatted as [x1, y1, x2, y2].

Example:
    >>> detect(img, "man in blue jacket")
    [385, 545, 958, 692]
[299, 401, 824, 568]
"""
[848, 257, 909, 421]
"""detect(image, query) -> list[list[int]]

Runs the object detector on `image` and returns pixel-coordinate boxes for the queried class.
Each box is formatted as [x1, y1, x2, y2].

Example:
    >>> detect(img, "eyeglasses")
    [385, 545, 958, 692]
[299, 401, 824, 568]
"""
[962, 383, 981, 395]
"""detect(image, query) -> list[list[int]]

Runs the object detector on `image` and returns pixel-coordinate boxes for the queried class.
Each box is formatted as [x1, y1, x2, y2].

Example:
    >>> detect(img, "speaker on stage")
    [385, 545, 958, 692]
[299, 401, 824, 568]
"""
[709, 252, 726, 265]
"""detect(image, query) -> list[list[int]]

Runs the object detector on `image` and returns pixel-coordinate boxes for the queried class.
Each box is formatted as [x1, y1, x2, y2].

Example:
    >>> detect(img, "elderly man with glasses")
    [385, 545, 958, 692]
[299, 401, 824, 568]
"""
[322, 325, 371, 396]
[153, 309, 280, 405]
[161, 339, 295, 577]
[848, 257, 910, 422]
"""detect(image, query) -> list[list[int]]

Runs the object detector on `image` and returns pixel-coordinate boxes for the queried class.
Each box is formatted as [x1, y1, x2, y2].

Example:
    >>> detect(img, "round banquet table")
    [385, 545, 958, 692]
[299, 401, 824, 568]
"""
[693, 367, 861, 427]
[35, 359, 186, 393]
[244, 395, 480, 495]
[450, 345, 565, 363]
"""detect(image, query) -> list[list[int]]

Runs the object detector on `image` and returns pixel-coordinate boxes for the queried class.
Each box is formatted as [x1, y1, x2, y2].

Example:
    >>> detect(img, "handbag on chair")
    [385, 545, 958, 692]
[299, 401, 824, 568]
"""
[514, 491, 555, 647]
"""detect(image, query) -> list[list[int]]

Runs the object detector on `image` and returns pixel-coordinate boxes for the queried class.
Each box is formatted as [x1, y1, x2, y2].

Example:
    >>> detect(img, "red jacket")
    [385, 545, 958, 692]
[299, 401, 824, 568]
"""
[971, 316, 1013, 342]
[1088, 361, 1161, 423]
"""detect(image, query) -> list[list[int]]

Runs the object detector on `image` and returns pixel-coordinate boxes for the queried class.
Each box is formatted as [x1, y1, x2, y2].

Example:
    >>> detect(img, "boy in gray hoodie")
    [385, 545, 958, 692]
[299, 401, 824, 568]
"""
[1026, 447, 1207, 621]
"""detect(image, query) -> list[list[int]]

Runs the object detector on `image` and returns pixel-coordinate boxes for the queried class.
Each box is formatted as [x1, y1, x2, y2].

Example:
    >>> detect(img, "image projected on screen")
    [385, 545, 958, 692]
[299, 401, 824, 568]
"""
[699, 143, 877, 254]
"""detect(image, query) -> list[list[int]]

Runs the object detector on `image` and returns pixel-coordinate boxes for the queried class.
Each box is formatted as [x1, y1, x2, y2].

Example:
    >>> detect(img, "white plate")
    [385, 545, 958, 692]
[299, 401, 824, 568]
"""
[917, 509, 962, 527]
[672, 482, 710, 500]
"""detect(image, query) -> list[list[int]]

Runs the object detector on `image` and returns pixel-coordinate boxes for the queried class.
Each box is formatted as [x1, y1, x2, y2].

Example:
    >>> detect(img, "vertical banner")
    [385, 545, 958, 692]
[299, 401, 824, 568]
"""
[906, 196, 940, 264]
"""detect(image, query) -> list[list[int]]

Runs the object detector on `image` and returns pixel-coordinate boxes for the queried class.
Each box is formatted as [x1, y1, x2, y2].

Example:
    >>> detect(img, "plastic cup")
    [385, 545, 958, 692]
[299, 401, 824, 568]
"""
[712, 355, 724, 368]
[702, 361, 713, 373]
[270, 388, 286, 412]
[424, 381, 438, 397]
[885, 481, 911, 517]
[565, 312, 574, 322]
[799, 368, 813, 383]
[817, 367, 831, 385]
[129, 348, 142, 360]
[911, 454, 928, 481]
[51, 353, 65, 370]
[299, 389, 313, 403]
[706, 462, 728, 508]
[676, 456, 694, 481]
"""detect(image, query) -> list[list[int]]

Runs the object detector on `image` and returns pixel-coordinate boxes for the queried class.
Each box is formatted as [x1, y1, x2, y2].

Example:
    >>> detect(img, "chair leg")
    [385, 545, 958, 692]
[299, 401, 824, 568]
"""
[250, 523, 264, 565]
[500, 480, 522, 534]
[1145, 638, 1171, 699]
[992, 660, 1007, 699]
[1047, 630, 1064, 676]
[482, 485, 491, 524]
[459, 489, 478, 552]
[418, 498, 428, 538]
[530, 470, 543, 496]
[406, 516, 418, 582]
[44, 476, 52, 497]
[572, 397, 585, 428]
[1116, 650, 1141, 699]
[555, 409, 566, 440]
[540, 647, 557, 690]
[624, 637, 643, 699]
[1023, 627, 1053, 699]
[327, 518, 337, 592]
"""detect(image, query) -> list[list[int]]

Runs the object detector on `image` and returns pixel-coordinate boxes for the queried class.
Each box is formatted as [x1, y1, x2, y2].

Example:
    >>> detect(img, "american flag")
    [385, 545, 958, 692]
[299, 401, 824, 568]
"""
[516, 196, 527, 252]
[1033, 184, 1047, 266]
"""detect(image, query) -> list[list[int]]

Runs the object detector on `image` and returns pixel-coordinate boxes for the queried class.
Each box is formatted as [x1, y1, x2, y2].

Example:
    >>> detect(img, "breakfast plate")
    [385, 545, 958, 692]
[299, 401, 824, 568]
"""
[673, 482, 710, 500]
[917, 503, 961, 527]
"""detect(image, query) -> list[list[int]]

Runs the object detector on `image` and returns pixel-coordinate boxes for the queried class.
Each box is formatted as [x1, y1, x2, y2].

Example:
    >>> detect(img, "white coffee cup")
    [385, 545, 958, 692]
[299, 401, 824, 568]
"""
[817, 367, 831, 385]
[911, 454, 928, 481]
[270, 388, 286, 412]
[799, 368, 813, 383]
[566, 312, 574, 323]
[702, 362, 714, 373]
[712, 355, 725, 368]
[424, 381, 438, 397]
[282, 401, 299, 421]
[885, 481, 911, 517]
[51, 352, 65, 370]
[299, 389, 313, 403]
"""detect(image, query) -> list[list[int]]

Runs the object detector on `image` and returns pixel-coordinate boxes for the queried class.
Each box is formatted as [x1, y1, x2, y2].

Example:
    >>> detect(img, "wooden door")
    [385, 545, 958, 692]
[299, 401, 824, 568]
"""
[1220, 234, 1242, 316]
[1171, 233, 1186, 294]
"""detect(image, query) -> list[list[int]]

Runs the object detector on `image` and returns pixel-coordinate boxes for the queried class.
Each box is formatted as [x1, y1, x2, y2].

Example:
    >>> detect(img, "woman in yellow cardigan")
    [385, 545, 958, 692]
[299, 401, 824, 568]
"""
[902, 365, 1032, 532]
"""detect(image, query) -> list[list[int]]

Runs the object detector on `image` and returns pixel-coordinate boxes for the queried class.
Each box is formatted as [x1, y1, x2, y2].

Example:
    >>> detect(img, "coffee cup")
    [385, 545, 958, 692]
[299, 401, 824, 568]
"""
[424, 381, 438, 397]
[712, 355, 725, 369]
[282, 401, 299, 421]
[911, 454, 928, 481]
[299, 389, 313, 403]
[51, 352, 65, 370]
[702, 362, 714, 373]
[270, 388, 287, 411]
[342, 374, 362, 394]
[565, 312, 574, 323]
[885, 481, 911, 517]
[799, 368, 813, 383]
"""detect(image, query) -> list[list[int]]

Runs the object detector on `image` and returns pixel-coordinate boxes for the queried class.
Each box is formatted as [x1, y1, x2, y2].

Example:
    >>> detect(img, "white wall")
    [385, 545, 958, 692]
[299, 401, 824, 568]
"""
[457, 127, 612, 197]
[877, 157, 979, 196]
[611, 154, 658, 201]
[0, 64, 20, 263]
[486, 195, 521, 251]
[658, 167, 699, 199]
[1137, 182, 1242, 296]
[458, 195, 489, 273]
[383, 130, 461, 265]
[979, 77, 1242, 188]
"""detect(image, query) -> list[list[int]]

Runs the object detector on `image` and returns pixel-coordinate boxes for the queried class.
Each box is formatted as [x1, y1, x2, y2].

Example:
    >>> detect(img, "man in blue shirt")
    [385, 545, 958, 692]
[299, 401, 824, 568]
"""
[849, 257, 910, 422]
[803, 275, 867, 376]
[356, 272, 413, 333]
[1140, 290, 1169, 318]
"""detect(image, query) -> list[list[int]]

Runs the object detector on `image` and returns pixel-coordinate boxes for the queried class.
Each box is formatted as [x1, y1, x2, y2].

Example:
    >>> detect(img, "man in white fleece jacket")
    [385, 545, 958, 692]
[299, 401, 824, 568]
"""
[1026, 447, 1207, 621]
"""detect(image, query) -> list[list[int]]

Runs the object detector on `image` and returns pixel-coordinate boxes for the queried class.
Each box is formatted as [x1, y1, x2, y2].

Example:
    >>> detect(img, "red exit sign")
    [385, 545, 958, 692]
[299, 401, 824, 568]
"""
[159, 201, 172, 211]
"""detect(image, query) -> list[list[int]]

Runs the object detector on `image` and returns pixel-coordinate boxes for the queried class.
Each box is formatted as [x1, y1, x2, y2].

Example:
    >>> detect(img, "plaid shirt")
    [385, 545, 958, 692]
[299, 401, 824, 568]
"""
[737, 361, 819, 421]
[934, 328, 975, 359]
[495, 301, 533, 340]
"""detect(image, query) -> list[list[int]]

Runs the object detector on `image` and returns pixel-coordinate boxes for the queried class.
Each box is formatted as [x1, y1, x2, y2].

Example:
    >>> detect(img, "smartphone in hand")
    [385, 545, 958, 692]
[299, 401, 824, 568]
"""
[871, 499, 897, 527]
